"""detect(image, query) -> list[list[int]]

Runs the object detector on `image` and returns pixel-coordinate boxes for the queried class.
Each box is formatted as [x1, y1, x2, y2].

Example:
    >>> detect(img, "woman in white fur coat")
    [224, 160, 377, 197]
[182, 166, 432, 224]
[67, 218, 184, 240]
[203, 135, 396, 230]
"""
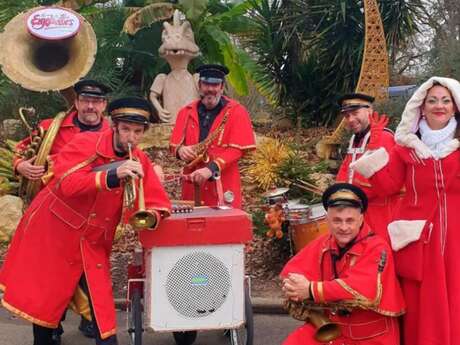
[351, 76, 460, 345]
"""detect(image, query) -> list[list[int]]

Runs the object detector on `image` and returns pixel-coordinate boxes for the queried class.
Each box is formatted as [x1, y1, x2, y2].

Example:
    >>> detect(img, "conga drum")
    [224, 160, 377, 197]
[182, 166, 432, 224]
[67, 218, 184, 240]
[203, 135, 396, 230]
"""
[288, 203, 328, 253]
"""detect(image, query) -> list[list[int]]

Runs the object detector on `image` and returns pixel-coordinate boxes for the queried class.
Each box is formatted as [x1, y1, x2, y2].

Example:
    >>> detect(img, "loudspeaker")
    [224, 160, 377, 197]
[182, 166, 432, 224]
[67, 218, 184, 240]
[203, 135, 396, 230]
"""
[144, 244, 245, 331]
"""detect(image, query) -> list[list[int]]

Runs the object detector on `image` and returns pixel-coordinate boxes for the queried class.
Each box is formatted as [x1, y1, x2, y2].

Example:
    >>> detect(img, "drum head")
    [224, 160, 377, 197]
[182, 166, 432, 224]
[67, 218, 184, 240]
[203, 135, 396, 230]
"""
[286, 204, 310, 224]
[310, 203, 326, 220]
[263, 187, 289, 198]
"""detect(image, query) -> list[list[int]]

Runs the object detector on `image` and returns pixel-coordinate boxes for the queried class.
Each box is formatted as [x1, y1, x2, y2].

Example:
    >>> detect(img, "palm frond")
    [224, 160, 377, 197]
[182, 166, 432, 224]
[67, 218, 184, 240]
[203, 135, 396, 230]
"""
[123, 2, 174, 35]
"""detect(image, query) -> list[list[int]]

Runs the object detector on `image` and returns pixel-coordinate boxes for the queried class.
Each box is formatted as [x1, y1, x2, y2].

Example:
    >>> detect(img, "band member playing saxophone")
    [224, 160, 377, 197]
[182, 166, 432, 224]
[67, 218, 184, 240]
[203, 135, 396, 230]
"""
[281, 183, 405, 345]
[170, 64, 256, 208]
[0, 97, 171, 345]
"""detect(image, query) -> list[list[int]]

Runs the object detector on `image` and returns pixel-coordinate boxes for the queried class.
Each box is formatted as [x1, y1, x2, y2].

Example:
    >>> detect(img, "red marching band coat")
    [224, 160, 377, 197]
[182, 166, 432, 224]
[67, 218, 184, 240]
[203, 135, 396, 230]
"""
[13, 109, 110, 173]
[366, 145, 460, 345]
[0, 129, 171, 339]
[336, 130, 401, 242]
[170, 97, 256, 208]
[281, 224, 405, 345]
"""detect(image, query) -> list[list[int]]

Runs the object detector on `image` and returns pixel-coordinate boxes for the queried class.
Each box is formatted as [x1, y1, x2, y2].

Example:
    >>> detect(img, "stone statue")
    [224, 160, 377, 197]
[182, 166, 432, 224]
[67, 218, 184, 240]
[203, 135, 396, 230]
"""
[150, 10, 200, 123]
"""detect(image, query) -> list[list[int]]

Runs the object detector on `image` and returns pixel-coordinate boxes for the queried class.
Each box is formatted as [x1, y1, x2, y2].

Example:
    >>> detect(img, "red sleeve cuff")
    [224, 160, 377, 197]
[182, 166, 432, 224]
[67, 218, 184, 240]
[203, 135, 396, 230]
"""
[13, 157, 24, 176]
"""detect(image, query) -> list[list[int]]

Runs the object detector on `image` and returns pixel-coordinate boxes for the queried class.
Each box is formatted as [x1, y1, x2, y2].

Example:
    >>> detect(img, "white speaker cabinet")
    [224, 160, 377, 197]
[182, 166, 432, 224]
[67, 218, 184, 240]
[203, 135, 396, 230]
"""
[144, 243, 245, 332]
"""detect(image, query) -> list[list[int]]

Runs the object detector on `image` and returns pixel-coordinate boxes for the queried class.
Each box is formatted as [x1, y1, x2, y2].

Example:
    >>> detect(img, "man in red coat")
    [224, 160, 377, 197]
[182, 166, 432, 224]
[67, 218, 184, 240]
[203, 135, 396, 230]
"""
[13, 79, 111, 342]
[335, 93, 399, 241]
[170, 64, 256, 208]
[0, 97, 171, 345]
[14, 79, 111, 186]
[281, 183, 405, 345]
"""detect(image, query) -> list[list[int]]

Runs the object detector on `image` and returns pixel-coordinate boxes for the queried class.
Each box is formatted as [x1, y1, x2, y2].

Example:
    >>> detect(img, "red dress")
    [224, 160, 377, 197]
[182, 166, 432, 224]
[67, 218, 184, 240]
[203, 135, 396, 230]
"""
[336, 130, 401, 242]
[170, 97, 255, 208]
[0, 129, 171, 339]
[281, 224, 405, 345]
[367, 145, 460, 345]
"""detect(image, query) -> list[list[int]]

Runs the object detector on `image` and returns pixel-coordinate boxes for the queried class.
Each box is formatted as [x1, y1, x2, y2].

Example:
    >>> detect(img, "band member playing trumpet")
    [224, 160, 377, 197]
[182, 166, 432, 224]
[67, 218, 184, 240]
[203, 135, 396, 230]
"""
[281, 183, 405, 345]
[13, 79, 111, 342]
[170, 64, 256, 208]
[0, 97, 171, 345]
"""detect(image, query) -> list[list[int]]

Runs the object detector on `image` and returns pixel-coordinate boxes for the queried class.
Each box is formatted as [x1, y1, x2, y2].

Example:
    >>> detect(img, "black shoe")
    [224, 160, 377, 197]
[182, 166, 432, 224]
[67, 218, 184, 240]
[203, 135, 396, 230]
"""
[78, 317, 96, 338]
[51, 324, 63, 345]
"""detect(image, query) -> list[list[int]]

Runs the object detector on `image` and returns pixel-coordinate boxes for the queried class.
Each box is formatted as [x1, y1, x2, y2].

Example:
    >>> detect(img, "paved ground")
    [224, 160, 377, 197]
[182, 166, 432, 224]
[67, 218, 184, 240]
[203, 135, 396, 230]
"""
[0, 307, 302, 345]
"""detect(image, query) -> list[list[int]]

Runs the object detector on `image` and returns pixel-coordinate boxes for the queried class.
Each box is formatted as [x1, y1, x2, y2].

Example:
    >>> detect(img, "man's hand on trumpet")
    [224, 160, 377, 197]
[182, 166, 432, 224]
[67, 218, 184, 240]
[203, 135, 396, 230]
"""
[116, 160, 144, 179]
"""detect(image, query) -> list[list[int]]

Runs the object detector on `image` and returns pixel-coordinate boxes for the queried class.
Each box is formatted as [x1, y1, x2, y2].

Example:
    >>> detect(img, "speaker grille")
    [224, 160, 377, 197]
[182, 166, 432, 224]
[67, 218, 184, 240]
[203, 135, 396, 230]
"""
[166, 252, 231, 318]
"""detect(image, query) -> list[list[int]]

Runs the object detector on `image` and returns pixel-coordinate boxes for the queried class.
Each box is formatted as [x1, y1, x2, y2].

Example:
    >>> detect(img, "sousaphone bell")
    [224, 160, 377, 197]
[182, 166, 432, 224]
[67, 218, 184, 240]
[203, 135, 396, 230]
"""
[0, 6, 97, 93]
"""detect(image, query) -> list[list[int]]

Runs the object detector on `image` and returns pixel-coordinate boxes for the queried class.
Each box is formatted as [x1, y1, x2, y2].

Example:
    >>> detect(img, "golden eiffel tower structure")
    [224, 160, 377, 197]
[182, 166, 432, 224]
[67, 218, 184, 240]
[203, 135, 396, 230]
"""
[317, 0, 389, 159]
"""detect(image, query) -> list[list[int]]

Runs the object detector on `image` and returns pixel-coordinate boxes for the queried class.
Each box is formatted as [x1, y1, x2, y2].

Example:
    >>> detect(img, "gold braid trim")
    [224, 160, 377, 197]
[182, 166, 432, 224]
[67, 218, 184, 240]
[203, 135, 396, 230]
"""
[1, 299, 58, 328]
[101, 328, 117, 339]
[317, 282, 325, 303]
[335, 279, 374, 306]
[55, 155, 98, 189]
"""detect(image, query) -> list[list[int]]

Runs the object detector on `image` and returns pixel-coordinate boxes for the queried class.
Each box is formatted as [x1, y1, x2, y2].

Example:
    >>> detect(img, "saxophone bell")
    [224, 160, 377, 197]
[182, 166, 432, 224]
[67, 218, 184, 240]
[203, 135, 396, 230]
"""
[308, 310, 341, 342]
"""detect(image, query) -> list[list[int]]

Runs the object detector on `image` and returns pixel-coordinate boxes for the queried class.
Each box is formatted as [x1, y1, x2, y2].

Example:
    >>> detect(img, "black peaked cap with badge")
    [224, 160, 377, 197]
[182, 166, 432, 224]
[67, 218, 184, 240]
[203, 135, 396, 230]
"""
[337, 93, 375, 114]
[108, 97, 159, 125]
[322, 183, 368, 213]
[196, 64, 229, 84]
[74, 79, 111, 98]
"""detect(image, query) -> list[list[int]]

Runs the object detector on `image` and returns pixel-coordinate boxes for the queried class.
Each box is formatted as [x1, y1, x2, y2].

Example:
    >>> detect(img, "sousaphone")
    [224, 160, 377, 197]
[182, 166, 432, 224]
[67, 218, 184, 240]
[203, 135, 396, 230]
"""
[0, 6, 97, 202]
[0, 6, 97, 93]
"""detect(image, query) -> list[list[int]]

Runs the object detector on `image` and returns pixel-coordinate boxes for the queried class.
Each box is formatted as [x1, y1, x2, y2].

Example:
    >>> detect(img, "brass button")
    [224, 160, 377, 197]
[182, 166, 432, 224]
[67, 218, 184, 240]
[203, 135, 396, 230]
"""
[96, 263, 103, 269]
[90, 213, 96, 218]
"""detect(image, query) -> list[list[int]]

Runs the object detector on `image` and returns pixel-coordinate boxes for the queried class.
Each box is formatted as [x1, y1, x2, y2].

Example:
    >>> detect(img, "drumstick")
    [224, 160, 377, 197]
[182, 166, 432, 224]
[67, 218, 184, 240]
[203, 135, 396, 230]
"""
[289, 182, 323, 196]
[296, 179, 324, 194]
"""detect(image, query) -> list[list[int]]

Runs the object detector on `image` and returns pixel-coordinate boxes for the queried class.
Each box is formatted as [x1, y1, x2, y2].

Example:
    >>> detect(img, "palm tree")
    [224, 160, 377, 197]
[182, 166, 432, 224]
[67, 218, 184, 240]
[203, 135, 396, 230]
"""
[239, 0, 426, 126]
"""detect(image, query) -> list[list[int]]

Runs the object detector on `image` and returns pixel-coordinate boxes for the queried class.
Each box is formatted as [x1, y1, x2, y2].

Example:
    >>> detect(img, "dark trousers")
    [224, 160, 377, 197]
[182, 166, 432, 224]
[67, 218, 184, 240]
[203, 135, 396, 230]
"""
[32, 275, 117, 345]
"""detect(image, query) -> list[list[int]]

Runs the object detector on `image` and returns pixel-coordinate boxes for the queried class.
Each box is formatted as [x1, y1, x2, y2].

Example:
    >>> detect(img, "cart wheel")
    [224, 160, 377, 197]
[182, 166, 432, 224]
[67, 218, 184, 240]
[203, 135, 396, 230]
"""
[229, 285, 254, 345]
[173, 331, 197, 345]
[128, 289, 143, 345]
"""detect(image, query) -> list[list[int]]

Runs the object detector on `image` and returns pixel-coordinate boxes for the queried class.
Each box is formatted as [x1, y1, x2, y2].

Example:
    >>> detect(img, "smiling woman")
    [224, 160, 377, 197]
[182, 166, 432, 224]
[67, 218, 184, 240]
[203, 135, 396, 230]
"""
[421, 83, 458, 130]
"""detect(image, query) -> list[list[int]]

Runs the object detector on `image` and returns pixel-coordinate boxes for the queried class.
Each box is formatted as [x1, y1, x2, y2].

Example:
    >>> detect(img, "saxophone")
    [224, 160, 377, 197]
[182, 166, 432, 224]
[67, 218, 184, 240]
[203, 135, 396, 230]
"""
[284, 250, 387, 342]
[185, 110, 229, 171]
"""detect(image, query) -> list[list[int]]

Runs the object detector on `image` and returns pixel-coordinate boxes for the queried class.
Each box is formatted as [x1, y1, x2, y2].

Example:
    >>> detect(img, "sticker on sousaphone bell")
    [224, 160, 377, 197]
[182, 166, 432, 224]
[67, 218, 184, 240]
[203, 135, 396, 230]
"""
[27, 7, 81, 40]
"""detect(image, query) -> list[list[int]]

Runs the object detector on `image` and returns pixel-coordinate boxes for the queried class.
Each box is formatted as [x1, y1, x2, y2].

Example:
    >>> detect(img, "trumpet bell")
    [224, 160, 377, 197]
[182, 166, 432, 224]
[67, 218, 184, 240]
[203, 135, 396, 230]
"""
[129, 210, 157, 230]
[0, 7, 97, 92]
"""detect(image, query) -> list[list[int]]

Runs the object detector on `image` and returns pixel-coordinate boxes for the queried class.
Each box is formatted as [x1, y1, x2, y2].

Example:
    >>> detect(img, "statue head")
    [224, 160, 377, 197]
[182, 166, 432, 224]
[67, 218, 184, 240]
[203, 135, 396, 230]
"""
[159, 10, 200, 61]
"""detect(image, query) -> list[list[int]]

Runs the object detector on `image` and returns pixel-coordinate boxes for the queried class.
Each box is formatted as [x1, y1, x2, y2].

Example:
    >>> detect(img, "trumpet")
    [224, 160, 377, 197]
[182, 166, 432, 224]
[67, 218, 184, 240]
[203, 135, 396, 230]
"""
[123, 143, 137, 209]
[125, 143, 158, 230]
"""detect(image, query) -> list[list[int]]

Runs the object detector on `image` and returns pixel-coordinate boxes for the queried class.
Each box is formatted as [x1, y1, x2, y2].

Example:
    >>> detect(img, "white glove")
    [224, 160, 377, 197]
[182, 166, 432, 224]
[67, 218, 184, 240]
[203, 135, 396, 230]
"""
[349, 147, 389, 178]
